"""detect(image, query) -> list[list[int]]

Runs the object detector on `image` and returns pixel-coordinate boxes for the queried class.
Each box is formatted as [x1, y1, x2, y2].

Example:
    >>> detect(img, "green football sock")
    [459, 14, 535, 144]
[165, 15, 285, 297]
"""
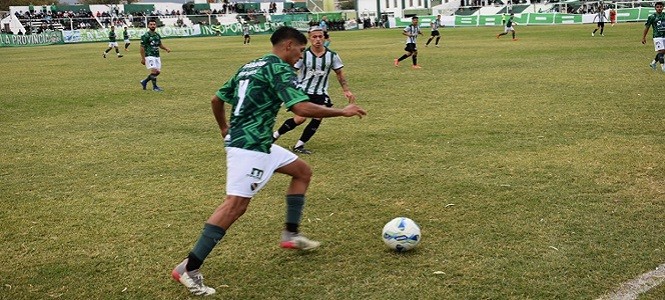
[187, 223, 226, 271]
[285, 194, 305, 233]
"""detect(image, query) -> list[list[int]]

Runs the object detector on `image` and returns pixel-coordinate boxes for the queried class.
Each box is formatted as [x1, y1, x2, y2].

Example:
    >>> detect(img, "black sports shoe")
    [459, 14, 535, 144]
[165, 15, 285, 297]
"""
[292, 146, 312, 154]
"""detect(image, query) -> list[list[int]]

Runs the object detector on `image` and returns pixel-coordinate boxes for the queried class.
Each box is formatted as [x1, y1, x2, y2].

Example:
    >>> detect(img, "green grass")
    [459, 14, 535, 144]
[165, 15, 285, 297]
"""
[1, 23, 664, 299]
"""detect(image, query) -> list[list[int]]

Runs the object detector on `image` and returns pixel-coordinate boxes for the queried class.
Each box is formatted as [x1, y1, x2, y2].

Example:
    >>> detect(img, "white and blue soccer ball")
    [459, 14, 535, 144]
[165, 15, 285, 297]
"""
[382, 217, 421, 252]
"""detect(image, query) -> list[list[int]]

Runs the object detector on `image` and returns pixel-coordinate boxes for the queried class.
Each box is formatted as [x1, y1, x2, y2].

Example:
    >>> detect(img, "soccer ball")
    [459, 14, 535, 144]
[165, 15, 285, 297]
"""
[382, 217, 421, 252]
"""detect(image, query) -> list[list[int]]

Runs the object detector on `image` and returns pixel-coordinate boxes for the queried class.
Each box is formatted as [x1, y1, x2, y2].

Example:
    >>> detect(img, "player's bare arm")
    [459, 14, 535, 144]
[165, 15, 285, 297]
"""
[211, 96, 229, 137]
[291, 101, 365, 118]
[334, 68, 355, 103]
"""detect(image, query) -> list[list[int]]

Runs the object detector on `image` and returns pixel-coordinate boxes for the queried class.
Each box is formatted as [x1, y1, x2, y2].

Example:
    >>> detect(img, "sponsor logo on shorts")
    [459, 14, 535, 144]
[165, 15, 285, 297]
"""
[247, 168, 264, 179]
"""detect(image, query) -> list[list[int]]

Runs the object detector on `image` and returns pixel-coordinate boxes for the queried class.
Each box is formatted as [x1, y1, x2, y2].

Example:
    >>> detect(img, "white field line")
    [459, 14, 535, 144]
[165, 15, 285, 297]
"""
[596, 262, 665, 300]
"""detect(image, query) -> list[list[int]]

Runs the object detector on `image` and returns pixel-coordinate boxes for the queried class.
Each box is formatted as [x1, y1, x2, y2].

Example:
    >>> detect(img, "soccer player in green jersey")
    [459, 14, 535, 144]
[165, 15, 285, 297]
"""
[140, 20, 171, 92]
[497, 13, 517, 41]
[642, 2, 665, 72]
[102, 26, 123, 58]
[122, 26, 130, 51]
[170, 26, 366, 296]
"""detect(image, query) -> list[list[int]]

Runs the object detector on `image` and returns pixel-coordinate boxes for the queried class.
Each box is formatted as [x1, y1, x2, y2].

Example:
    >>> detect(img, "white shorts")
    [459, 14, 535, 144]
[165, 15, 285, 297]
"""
[653, 37, 665, 52]
[108, 42, 118, 47]
[145, 56, 161, 71]
[225, 145, 298, 198]
[504, 26, 514, 33]
[124, 39, 130, 43]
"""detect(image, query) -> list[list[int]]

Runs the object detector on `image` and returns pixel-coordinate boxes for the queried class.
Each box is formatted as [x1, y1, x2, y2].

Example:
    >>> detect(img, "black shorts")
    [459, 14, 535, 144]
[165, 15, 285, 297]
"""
[404, 43, 417, 52]
[308, 94, 333, 107]
[597, 22, 605, 28]
[244, 34, 250, 38]
[323, 31, 329, 39]
[431, 30, 440, 37]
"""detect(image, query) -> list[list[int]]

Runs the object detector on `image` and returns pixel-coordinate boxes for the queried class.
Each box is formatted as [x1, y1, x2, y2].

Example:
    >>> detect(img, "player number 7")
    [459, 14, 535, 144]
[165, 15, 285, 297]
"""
[235, 79, 249, 116]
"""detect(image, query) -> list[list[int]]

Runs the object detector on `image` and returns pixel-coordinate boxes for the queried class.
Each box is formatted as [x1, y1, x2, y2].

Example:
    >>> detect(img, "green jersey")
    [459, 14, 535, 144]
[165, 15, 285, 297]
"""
[645, 12, 665, 38]
[141, 31, 162, 57]
[506, 17, 514, 27]
[216, 54, 310, 153]
[108, 30, 117, 42]
[123, 29, 129, 40]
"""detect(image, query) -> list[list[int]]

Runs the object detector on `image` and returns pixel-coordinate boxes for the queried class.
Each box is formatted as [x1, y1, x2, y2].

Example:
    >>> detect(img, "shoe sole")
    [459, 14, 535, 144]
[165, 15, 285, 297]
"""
[173, 271, 216, 296]
[292, 148, 312, 154]
[171, 268, 182, 282]
[280, 240, 320, 251]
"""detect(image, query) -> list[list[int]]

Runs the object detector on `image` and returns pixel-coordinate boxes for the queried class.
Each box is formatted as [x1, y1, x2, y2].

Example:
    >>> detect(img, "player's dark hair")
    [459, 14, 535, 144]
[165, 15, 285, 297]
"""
[412, 16, 419, 20]
[270, 26, 307, 45]
[656, 1, 664, 7]
[148, 19, 157, 24]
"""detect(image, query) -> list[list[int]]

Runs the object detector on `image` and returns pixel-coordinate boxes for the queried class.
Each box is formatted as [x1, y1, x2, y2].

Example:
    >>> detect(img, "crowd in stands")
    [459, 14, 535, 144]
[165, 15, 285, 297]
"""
[11, 7, 95, 34]
[4, 0, 619, 36]
[5, 6, 184, 34]
[557, 2, 610, 14]
[458, 0, 617, 14]
[308, 18, 346, 31]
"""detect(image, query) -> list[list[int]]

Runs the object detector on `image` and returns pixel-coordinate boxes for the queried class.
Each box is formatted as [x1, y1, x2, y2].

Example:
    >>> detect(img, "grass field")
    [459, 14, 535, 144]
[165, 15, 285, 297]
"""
[1, 23, 664, 299]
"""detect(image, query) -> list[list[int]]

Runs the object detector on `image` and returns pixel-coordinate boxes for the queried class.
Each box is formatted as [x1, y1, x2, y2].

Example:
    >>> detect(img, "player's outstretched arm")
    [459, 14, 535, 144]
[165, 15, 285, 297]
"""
[291, 101, 366, 119]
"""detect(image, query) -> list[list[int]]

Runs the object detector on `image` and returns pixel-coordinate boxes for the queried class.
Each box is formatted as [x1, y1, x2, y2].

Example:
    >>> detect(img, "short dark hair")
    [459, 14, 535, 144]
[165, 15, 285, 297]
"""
[270, 26, 307, 45]
[148, 19, 157, 24]
[412, 16, 419, 20]
[656, 1, 664, 6]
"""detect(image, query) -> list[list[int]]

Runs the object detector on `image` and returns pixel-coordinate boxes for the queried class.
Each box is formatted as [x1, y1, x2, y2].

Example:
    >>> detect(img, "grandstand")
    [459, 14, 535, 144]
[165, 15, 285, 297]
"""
[2, 0, 657, 36]
[4, 1, 296, 33]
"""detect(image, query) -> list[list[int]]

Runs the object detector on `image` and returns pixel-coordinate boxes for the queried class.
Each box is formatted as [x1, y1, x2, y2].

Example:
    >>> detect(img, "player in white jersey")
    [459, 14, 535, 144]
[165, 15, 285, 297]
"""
[242, 23, 251, 44]
[273, 26, 356, 154]
[394, 16, 423, 69]
[425, 15, 442, 47]
[592, 7, 609, 37]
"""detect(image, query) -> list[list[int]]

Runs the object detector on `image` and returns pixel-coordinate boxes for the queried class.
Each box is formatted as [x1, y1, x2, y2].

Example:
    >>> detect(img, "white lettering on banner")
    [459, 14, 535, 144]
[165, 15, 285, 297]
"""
[160, 26, 195, 37]
[0, 31, 61, 45]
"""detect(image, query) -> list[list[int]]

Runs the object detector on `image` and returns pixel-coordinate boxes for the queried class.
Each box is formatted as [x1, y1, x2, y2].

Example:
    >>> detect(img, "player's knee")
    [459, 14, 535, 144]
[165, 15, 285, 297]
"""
[301, 165, 313, 183]
[294, 116, 307, 125]
[222, 196, 250, 219]
[294, 161, 313, 184]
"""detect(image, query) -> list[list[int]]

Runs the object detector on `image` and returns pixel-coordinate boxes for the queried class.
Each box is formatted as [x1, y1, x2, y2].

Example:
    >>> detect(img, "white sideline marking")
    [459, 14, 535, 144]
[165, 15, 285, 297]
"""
[596, 262, 665, 300]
